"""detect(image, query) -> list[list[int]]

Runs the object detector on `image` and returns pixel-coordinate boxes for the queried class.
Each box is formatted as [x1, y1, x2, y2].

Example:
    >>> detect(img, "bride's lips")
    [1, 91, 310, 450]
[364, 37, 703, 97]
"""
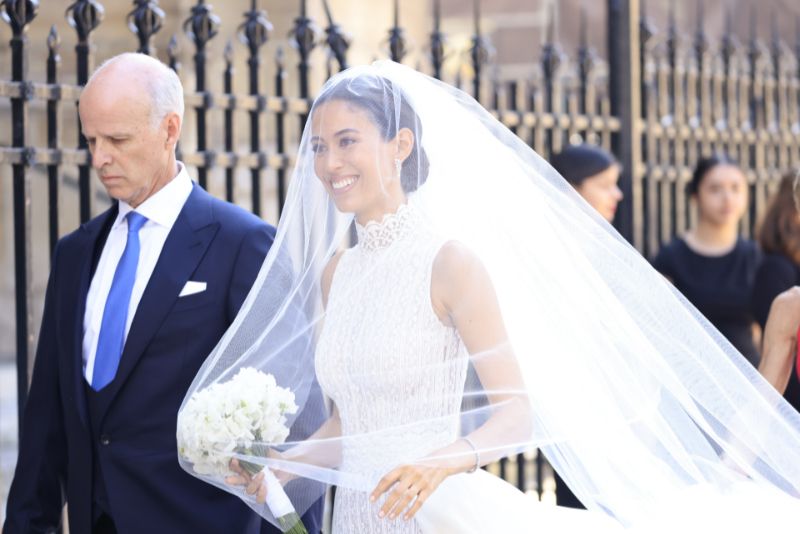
[329, 175, 358, 195]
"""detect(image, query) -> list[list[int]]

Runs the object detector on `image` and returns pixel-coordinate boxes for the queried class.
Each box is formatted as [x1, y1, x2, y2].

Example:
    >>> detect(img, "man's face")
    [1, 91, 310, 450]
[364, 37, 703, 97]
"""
[79, 75, 173, 208]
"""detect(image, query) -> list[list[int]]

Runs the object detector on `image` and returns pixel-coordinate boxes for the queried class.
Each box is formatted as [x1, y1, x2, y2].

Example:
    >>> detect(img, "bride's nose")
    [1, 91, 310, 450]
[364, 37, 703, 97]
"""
[323, 150, 345, 174]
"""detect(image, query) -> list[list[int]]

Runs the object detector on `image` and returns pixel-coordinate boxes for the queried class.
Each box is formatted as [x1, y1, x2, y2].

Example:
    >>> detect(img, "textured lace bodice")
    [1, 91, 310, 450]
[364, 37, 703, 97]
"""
[315, 203, 468, 533]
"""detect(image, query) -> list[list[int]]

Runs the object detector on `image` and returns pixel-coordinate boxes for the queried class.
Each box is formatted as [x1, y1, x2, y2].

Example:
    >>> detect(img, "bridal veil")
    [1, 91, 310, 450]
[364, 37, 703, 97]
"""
[178, 60, 800, 530]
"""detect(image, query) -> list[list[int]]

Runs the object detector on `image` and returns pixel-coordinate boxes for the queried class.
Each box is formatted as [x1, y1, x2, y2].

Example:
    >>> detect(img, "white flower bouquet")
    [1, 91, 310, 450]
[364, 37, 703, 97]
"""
[177, 367, 306, 533]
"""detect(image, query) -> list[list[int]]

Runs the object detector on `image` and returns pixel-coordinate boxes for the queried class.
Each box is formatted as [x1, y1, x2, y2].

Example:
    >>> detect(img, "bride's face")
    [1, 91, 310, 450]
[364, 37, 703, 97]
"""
[310, 100, 405, 221]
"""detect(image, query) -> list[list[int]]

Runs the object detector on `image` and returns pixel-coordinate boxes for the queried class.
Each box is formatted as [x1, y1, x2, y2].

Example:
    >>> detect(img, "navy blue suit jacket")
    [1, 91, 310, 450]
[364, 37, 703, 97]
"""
[4, 185, 322, 534]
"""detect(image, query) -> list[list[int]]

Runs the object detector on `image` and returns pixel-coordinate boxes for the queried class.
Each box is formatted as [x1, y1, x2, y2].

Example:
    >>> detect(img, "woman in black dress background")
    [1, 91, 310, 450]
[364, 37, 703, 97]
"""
[654, 155, 762, 367]
[751, 171, 800, 410]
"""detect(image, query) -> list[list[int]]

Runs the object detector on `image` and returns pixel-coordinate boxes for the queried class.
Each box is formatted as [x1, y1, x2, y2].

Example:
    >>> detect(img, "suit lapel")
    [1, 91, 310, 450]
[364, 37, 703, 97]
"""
[96, 185, 219, 421]
[70, 206, 118, 430]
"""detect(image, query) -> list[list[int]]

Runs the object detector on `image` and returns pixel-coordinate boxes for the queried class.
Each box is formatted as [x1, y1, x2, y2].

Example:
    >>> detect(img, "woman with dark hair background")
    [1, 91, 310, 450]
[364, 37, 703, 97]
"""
[751, 171, 800, 410]
[653, 155, 762, 367]
[550, 144, 623, 223]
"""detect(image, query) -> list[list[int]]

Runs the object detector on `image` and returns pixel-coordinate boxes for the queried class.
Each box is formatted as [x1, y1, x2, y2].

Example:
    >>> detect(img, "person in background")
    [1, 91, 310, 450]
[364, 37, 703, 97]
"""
[548, 143, 622, 509]
[751, 171, 800, 410]
[759, 286, 800, 402]
[653, 155, 761, 367]
[550, 143, 623, 223]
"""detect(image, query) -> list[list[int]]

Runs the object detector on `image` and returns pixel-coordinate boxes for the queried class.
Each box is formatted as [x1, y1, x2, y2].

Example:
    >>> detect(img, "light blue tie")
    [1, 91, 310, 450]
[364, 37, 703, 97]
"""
[91, 211, 148, 391]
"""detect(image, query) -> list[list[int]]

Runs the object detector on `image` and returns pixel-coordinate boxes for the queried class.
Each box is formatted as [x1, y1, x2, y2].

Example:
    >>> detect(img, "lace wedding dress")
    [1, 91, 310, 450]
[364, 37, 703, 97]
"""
[315, 203, 467, 533]
[314, 203, 629, 534]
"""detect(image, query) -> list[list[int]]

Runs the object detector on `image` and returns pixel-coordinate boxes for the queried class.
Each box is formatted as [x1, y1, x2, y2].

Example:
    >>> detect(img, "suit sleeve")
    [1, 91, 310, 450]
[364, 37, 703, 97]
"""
[226, 223, 275, 319]
[4, 243, 68, 533]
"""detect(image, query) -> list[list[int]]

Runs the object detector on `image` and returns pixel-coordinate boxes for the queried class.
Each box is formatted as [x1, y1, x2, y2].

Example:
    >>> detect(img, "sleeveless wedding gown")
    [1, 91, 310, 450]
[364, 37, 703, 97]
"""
[315, 203, 466, 533]
[314, 203, 623, 533]
[312, 202, 800, 533]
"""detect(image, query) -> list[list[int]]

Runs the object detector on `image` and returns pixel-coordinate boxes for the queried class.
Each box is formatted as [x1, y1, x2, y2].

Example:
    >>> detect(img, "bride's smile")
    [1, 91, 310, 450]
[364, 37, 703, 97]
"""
[329, 175, 358, 192]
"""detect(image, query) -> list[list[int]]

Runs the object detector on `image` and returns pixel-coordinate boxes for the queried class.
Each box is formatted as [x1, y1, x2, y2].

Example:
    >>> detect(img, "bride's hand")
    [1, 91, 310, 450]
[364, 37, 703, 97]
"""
[370, 463, 454, 521]
[226, 459, 269, 503]
[226, 451, 292, 504]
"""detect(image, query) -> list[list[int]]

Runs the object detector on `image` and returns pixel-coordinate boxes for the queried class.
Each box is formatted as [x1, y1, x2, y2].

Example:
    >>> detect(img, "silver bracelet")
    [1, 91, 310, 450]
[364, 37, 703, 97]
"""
[461, 436, 480, 474]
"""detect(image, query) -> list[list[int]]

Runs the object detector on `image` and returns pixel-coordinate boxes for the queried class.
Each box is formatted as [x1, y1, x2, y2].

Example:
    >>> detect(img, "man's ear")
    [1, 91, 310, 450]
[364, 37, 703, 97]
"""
[395, 127, 415, 163]
[164, 112, 182, 149]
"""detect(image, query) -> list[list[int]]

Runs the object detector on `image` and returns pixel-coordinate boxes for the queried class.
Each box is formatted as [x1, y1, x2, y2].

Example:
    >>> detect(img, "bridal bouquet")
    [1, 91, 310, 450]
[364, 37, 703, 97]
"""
[177, 367, 306, 534]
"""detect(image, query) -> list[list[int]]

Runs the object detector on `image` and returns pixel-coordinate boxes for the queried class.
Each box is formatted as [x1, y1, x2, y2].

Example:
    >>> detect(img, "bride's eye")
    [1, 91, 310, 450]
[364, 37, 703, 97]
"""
[339, 137, 357, 148]
[311, 143, 327, 155]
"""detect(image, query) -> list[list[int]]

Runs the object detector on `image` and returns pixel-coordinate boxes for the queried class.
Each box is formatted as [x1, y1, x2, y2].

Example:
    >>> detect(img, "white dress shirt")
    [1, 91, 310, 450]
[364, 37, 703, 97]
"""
[82, 163, 193, 384]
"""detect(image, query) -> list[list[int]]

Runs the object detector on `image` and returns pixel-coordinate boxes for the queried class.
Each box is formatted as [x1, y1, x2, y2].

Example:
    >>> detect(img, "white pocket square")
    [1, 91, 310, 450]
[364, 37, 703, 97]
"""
[179, 280, 207, 297]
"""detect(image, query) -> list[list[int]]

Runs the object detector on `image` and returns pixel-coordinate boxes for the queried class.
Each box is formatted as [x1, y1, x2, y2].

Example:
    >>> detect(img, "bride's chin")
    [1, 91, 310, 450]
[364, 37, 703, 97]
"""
[331, 199, 357, 215]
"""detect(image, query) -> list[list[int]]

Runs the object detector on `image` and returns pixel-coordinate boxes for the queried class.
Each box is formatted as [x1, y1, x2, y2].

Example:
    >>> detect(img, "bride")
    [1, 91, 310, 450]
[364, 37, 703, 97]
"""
[179, 61, 800, 532]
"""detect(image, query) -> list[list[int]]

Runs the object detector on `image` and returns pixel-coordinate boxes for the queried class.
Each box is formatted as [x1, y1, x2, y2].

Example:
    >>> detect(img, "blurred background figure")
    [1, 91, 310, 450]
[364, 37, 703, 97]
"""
[653, 155, 761, 367]
[548, 143, 622, 510]
[752, 171, 800, 410]
[758, 287, 800, 406]
[550, 144, 623, 223]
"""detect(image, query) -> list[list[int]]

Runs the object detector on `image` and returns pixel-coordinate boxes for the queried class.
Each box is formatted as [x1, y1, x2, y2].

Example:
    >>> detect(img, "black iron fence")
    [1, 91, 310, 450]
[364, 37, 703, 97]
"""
[639, 3, 800, 257]
[2, 0, 799, 498]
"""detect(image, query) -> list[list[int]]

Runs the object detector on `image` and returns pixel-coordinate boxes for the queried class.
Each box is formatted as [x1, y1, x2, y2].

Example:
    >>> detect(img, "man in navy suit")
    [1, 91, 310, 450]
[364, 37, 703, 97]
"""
[3, 53, 321, 534]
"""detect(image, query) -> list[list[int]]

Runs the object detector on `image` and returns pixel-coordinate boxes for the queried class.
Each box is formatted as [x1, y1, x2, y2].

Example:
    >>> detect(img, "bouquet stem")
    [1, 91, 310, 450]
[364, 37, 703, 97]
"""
[239, 457, 308, 534]
[277, 512, 308, 534]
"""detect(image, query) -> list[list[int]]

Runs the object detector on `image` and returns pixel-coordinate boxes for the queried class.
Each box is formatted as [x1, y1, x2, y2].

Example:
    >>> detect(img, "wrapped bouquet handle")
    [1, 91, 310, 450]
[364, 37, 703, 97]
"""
[261, 468, 306, 534]
[234, 456, 306, 534]
[177, 367, 308, 533]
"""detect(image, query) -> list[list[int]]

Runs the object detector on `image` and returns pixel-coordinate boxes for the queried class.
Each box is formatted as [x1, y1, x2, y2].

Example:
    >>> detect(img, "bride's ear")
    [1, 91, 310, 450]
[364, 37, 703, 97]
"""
[394, 127, 415, 164]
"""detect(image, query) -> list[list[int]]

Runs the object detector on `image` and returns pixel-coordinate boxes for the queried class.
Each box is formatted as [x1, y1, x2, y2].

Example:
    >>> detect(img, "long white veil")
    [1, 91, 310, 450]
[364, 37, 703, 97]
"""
[178, 60, 800, 530]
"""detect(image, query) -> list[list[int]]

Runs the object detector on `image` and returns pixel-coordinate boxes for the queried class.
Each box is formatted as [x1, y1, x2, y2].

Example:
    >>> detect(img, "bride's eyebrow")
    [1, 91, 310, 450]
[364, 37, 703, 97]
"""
[310, 128, 358, 143]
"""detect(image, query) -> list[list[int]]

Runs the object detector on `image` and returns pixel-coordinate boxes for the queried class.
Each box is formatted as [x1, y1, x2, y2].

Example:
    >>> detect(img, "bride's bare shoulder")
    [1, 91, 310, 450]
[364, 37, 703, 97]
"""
[431, 241, 492, 323]
[433, 240, 485, 279]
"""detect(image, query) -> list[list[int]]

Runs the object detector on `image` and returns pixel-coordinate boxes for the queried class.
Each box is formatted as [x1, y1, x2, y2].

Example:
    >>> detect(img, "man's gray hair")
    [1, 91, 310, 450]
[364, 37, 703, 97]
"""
[89, 52, 185, 129]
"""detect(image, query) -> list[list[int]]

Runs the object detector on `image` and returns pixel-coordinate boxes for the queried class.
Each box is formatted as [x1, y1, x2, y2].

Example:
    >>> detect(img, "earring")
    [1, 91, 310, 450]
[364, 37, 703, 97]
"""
[395, 158, 402, 178]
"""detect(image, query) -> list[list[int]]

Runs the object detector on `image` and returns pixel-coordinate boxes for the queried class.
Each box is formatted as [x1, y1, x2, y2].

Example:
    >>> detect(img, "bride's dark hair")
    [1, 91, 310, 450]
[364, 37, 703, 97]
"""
[313, 75, 430, 193]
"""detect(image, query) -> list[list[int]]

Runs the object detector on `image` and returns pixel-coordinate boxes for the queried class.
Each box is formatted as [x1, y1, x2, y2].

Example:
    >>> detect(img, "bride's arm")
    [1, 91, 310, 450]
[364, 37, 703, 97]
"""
[228, 405, 342, 503]
[229, 252, 346, 501]
[371, 241, 532, 521]
[435, 242, 533, 460]
[279, 249, 347, 468]
[279, 404, 342, 468]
